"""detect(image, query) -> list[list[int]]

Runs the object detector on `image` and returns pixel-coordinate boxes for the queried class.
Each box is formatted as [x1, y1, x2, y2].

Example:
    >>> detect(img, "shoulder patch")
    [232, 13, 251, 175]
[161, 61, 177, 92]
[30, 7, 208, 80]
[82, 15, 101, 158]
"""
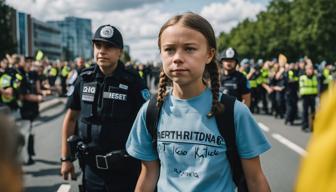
[66, 85, 75, 96]
[141, 89, 151, 101]
[80, 66, 95, 79]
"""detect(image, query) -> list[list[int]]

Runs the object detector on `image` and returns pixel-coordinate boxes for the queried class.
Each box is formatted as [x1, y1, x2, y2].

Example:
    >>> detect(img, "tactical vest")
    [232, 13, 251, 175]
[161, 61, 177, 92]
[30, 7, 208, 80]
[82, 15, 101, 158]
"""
[220, 73, 240, 100]
[78, 65, 137, 153]
[299, 75, 318, 96]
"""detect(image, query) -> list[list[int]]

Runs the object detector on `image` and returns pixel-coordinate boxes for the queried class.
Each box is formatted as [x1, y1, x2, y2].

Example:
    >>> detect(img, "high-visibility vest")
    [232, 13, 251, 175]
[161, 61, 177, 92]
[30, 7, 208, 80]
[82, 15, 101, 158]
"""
[261, 68, 269, 84]
[322, 69, 333, 87]
[256, 74, 264, 85]
[288, 70, 299, 82]
[61, 66, 70, 77]
[49, 67, 58, 77]
[299, 75, 318, 96]
[0, 74, 14, 102]
[138, 71, 144, 78]
[249, 79, 258, 88]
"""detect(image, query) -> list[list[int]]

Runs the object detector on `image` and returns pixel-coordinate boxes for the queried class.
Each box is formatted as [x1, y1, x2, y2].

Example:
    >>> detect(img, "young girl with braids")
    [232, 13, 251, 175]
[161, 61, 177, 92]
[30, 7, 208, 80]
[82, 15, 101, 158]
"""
[126, 12, 271, 192]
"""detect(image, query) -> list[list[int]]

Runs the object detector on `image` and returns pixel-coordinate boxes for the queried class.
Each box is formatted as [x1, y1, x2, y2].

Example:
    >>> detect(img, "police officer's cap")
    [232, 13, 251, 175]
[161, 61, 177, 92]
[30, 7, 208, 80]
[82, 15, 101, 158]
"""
[92, 25, 123, 49]
[220, 47, 239, 63]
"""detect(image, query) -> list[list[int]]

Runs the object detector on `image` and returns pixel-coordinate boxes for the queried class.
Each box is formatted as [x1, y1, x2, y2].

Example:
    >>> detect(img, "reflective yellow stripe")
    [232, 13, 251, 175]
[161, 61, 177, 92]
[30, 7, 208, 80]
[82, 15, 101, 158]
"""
[299, 75, 318, 95]
[49, 68, 58, 76]
[61, 66, 70, 77]
[249, 80, 257, 88]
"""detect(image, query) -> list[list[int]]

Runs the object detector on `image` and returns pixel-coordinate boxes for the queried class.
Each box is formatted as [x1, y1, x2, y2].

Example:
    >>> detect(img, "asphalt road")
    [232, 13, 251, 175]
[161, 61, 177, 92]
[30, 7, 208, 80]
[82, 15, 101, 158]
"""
[21, 103, 311, 192]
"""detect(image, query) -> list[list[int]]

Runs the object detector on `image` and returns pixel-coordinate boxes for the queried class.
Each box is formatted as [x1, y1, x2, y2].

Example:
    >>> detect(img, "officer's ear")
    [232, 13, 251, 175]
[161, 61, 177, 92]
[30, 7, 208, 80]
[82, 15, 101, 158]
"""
[117, 48, 123, 59]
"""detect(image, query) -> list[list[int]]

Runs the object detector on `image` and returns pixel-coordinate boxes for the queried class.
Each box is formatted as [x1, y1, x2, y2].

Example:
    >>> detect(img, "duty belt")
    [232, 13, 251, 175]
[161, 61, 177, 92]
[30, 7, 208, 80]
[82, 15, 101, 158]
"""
[90, 149, 130, 170]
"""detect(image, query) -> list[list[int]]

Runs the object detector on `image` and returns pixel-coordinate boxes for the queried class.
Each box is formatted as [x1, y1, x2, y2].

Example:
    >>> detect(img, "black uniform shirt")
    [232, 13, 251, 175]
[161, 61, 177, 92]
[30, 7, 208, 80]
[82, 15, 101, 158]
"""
[220, 70, 251, 101]
[67, 62, 150, 151]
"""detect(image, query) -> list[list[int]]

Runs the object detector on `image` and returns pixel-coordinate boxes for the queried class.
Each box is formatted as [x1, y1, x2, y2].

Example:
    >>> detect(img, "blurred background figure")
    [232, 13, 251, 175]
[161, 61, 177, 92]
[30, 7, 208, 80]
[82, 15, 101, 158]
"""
[299, 63, 318, 132]
[295, 84, 336, 192]
[0, 106, 24, 192]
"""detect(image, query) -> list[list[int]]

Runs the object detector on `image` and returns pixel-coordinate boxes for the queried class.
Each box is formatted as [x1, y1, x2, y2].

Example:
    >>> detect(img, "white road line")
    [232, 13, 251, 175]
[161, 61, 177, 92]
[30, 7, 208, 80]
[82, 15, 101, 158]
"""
[57, 184, 71, 192]
[258, 122, 270, 132]
[272, 133, 307, 156]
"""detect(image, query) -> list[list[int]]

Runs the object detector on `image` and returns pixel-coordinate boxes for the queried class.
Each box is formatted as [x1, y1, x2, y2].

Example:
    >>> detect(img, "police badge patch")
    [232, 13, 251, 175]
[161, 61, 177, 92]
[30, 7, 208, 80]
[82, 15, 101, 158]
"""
[141, 89, 151, 101]
[66, 85, 75, 96]
[100, 26, 114, 38]
[226, 48, 235, 58]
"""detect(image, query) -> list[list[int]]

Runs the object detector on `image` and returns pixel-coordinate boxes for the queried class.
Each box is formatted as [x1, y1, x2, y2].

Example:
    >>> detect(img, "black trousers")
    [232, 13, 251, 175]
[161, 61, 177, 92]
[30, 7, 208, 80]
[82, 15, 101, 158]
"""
[83, 158, 140, 192]
[250, 88, 260, 113]
[260, 87, 269, 114]
[301, 95, 316, 130]
[285, 92, 298, 123]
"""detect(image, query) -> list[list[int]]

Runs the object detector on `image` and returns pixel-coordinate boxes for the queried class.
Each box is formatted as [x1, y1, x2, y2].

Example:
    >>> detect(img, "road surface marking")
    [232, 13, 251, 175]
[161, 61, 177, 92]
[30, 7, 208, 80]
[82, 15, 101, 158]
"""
[258, 122, 270, 132]
[57, 184, 71, 192]
[272, 133, 307, 156]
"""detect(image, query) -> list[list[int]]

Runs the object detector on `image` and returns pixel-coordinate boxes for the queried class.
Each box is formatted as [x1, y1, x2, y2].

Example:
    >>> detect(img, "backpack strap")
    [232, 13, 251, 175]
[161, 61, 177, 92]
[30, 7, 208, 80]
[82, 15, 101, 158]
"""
[215, 94, 248, 192]
[146, 94, 160, 149]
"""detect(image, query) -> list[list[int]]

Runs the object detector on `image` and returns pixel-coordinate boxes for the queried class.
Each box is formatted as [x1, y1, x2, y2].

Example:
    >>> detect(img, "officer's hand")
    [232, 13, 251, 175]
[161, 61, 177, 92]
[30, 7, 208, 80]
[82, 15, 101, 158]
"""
[61, 161, 76, 180]
[36, 95, 44, 103]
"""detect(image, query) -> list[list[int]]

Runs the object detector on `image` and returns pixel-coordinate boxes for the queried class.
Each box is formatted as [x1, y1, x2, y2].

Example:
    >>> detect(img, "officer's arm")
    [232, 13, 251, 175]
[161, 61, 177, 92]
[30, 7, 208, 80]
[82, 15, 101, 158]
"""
[20, 94, 43, 103]
[61, 109, 79, 159]
[242, 93, 251, 108]
[135, 160, 160, 192]
[241, 156, 271, 192]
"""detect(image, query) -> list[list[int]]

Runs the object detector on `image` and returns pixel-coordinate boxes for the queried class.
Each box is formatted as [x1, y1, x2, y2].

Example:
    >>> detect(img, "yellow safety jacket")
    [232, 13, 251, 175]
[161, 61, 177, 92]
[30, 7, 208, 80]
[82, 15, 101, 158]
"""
[322, 69, 333, 88]
[49, 67, 58, 77]
[61, 66, 70, 78]
[261, 68, 269, 84]
[299, 75, 318, 96]
[288, 70, 299, 82]
[0, 73, 21, 103]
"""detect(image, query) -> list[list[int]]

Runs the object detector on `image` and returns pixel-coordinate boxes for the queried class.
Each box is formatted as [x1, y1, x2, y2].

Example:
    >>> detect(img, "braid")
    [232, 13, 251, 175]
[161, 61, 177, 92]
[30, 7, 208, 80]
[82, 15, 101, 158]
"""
[156, 70, 169, 107]
[206, 61, 223, 117]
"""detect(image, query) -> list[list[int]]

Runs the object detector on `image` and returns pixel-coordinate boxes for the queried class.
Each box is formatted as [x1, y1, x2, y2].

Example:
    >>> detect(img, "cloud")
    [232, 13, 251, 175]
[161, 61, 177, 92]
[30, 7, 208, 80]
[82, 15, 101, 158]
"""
[201, 0, 266, 34]
[86, 6, 172, 62]
[6, 0, 165, 20]
[6, 0, 267, 63]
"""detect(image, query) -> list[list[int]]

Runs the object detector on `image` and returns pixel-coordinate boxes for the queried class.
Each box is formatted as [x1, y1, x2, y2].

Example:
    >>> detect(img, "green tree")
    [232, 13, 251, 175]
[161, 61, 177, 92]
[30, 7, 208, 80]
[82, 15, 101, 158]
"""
[0, 0, 17, 59]
[290, 0, 336, 62]
[217, 0, 336, 63]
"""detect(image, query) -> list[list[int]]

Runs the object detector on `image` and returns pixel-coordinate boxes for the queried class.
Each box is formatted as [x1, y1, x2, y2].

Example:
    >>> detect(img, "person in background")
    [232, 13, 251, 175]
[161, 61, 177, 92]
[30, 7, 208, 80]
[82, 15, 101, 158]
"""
[219, 47, 251, 107]
[299, 63, 318, 132]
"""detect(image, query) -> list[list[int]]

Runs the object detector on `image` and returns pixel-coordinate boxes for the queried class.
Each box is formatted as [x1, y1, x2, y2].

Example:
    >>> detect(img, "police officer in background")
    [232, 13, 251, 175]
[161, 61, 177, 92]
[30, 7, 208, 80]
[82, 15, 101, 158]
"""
[299, 63, 318, 132]
[60, 25, 150, 191]
[219, 47, 251, 107]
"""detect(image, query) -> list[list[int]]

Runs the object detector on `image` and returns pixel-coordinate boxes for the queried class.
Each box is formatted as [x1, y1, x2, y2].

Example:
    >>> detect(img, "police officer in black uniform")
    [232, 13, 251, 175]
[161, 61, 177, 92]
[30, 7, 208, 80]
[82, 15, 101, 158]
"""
[60, 25, 150, 192]
[219, 47, 251, 107]
[18, 57, 44, 165]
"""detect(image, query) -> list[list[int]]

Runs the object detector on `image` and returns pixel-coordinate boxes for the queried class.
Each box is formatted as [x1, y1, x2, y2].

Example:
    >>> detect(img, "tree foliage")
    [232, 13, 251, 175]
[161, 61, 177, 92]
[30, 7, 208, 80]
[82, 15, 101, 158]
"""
[217, 0, 336, 63]
[0, 0, 17, 59]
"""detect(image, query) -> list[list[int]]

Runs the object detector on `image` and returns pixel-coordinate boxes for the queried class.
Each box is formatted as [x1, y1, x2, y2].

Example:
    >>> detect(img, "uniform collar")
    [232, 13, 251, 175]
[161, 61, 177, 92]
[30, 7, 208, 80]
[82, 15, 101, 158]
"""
[94, 61, 124, 79]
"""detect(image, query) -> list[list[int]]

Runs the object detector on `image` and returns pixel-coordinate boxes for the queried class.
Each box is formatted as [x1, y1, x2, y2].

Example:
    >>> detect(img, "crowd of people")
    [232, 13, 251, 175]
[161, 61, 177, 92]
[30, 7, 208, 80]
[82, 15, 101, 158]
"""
[218, 53, 335, 133]
[1, 11, 336, 192]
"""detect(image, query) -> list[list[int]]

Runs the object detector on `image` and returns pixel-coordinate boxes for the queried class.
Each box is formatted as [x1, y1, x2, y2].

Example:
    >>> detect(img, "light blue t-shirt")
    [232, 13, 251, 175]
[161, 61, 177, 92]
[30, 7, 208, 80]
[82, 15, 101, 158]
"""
[126, 88, 271, 192]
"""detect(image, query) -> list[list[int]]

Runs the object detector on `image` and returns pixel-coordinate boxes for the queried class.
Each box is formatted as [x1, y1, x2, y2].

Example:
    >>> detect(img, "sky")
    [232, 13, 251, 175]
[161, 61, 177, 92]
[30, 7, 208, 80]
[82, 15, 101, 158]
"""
[6, 0, 271, 63]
